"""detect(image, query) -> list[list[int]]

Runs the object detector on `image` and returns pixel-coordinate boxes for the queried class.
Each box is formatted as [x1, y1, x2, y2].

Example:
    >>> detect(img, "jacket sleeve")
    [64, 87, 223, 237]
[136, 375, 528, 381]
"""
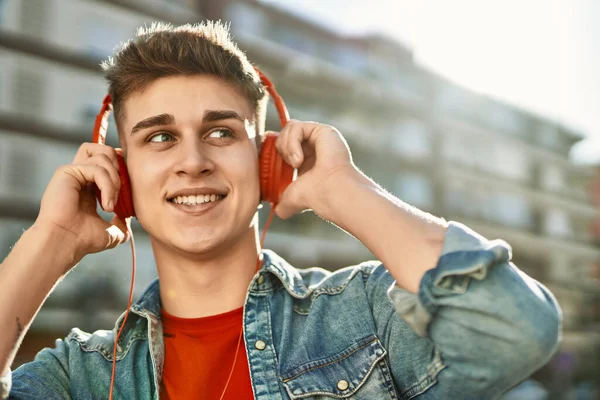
[367, 221, 562, 399]
[2, 338, 71, 399]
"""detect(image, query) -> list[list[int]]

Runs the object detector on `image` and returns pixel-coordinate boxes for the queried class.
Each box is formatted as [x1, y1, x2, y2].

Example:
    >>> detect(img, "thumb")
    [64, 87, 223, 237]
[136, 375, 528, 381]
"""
[274, 183, 304, 220]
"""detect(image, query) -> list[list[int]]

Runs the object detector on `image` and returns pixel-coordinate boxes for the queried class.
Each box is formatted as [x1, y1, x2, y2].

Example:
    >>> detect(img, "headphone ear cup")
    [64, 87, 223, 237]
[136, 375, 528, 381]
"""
[114, 150, 135, 219]
[259, 134, 294, 205]
[93, 150, 135, 219]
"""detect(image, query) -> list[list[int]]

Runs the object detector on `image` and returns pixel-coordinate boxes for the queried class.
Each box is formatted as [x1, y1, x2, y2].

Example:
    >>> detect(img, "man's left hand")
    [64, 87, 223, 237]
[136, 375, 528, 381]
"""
[271, 120, 359, 219]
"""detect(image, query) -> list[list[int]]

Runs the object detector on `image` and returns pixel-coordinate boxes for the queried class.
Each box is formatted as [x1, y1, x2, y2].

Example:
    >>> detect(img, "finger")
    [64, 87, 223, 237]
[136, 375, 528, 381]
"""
[63, 164, 117, 211]
[81, 153, 121, 204]
[73, 142, 120, 171]
[280, 121, 319, 167]
[273, 182, 302, 220]
[276, 121, 300, 167]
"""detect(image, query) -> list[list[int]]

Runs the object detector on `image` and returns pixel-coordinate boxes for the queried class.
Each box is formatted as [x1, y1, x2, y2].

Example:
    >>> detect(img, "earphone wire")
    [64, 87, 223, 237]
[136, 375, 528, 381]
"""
[109, 223, 136, 400]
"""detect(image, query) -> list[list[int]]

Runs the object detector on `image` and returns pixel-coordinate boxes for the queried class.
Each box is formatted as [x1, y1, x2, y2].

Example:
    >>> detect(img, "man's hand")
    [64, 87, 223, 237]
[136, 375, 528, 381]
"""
[271, 120, 359, 219]
[272, 119, 447, 294]
[35, 143, 130, 270]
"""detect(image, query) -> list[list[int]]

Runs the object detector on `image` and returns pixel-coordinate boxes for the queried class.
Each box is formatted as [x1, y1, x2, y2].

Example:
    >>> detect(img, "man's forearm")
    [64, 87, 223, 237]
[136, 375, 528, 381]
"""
[0, 224, 76, 375]
[317, 170, 448, 294]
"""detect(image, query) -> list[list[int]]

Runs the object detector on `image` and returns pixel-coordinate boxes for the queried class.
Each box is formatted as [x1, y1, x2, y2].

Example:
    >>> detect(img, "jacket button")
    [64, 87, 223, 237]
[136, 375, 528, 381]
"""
[337, 380, 349, 391]
[255, 340, 267, 350]
[257, 275, 265, 285]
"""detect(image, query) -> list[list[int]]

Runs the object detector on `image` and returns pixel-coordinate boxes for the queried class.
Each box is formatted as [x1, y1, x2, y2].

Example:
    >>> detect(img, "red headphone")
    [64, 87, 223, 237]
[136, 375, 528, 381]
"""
[92, 68, 295, 219]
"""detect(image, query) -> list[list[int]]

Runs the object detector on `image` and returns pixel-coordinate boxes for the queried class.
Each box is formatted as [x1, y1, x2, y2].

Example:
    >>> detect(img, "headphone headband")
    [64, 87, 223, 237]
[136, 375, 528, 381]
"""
[92, 68, 288, 145]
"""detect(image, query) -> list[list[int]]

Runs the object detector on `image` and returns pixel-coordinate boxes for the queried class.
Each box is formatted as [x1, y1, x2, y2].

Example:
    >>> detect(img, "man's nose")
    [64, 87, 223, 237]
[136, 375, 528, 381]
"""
[174, 139, 215, 176]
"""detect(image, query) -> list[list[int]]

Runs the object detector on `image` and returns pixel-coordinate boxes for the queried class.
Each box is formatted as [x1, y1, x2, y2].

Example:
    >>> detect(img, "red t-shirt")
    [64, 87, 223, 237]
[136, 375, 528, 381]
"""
[159, 306, 254, 399]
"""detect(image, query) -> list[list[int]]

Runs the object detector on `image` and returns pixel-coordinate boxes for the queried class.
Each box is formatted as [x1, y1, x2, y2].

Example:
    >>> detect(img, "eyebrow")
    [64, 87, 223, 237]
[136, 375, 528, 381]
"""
[131, 113, 175, 135]
[202, 109, 245, 123]
[130, 110, 245, 135]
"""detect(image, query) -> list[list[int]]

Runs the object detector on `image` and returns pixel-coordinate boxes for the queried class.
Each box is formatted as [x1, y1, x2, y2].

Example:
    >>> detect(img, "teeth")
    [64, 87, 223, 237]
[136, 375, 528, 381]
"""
[171, 194, 224, 205]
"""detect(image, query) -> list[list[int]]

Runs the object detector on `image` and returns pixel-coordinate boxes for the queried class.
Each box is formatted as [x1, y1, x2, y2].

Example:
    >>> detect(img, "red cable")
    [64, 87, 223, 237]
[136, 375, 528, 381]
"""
[109, 224, 136, 400]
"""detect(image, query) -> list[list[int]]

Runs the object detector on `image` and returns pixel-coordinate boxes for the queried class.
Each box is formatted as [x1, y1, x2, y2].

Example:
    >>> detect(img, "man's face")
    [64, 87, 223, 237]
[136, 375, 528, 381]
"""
[120, 75, 260, 257]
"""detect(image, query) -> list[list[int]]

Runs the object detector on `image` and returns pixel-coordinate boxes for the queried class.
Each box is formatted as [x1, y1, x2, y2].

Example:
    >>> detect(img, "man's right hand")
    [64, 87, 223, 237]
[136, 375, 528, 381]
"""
[34, 143, 131, 270]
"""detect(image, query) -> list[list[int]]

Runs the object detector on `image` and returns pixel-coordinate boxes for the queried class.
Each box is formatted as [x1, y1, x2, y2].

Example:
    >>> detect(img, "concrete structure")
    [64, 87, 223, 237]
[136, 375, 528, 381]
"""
[1, 0, 598, 385]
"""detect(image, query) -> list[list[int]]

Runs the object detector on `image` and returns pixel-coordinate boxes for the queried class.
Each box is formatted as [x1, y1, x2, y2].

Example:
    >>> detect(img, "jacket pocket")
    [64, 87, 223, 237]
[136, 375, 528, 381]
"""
[281, 335, 399, 399]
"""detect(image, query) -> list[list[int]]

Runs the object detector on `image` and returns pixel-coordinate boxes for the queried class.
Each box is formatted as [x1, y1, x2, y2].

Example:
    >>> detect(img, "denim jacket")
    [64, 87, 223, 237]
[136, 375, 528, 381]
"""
[2, 222, 561, 399]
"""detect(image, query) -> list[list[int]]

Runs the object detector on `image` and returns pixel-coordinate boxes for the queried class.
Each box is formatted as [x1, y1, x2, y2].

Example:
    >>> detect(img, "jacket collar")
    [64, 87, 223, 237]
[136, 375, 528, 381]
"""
[128, 249, 310, 319]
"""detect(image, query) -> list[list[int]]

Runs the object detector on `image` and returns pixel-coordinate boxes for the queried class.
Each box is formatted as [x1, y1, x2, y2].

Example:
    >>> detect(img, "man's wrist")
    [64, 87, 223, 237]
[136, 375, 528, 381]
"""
[313, 167, 375, 227]
[25, 222, 81, 274]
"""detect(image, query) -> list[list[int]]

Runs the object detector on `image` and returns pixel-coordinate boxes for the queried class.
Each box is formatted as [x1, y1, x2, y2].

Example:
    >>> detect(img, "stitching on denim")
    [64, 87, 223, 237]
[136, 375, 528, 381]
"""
[284, 346, 388, 398]
[399, 348, 446, 399]
[68, 331, 147, 361]
[282, 336, 380, 382]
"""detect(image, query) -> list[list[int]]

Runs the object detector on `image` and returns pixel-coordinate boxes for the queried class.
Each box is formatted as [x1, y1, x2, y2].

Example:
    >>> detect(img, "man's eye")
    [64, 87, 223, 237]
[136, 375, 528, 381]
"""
[148, 132, 174, 143]
[208, 129, 234, 139]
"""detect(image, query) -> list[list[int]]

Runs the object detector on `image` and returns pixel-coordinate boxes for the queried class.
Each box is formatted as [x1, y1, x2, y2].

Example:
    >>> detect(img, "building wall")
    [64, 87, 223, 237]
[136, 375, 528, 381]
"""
[1, 0, 598, 386]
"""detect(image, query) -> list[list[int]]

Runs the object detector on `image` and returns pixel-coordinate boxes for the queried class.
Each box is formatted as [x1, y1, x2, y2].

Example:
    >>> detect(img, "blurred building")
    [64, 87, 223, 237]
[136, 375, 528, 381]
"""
[1, 0, 599, 389]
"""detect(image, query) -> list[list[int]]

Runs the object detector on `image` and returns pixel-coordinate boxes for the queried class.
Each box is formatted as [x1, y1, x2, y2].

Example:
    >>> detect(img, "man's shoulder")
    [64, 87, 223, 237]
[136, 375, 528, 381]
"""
[63, 316, 148, 362]
[64, 327, 116, 360]
[292, 258, 388, 294]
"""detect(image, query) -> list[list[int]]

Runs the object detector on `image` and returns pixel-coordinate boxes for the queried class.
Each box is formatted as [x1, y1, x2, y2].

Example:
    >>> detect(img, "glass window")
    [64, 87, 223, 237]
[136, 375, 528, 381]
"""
[84, 19, 125, 59]
[538, 124, 562, 150]
[0, 0, 5, 25]
[487, 193, 533, 229]
[480, 142, 531, 182]
[544, 208, 573, 238]
[486, 103, 523, 134]
[391, 120, 432, 159]
[541, 164, 565, 192]
[395, 172, 433, 209]
[225, 3, 266, 37]
[442, 131, 476, 168]
[437, 85, 481, 117]
[331, 45, 366, 73]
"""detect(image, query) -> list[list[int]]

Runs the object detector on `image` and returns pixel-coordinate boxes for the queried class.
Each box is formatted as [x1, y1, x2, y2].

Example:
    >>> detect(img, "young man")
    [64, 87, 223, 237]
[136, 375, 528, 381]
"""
[0, 22, 561, 399]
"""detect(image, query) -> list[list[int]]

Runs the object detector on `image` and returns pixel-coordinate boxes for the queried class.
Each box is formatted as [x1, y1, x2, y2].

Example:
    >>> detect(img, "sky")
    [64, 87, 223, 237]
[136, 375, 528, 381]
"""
[261, 0, 600, 165]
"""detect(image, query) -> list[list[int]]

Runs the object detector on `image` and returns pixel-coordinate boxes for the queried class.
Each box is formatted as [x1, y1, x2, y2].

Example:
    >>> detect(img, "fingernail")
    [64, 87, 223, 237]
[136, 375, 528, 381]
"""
[107, 200, 114, 211]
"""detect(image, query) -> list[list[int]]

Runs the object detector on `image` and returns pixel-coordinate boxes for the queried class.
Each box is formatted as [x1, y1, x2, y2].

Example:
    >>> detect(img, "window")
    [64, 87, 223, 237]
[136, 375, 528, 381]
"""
[437, 85, 481, 118]
[19, 0, 50, 37]
[331, 45, 366, 73]
[225, 3, 266, 37]
[391, 120, 432, 159]
[541, 164, 565, 192]
[538, 124, 562, 150]
[442, 131, 476, 168]
[486, 103, 524, 134]
[84, 19, 125, 59]
[544, 208, 573, 238]
[394, 172, 434, 209]
[0, 0, 6, 25]
[12, 68, 46, 115]
[487, 193, 533, 229]
[482, 142, 531, 182]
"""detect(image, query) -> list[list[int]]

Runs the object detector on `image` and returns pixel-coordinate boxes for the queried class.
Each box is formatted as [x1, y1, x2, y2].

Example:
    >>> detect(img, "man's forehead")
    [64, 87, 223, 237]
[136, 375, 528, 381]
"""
[122, 76, 254, 126]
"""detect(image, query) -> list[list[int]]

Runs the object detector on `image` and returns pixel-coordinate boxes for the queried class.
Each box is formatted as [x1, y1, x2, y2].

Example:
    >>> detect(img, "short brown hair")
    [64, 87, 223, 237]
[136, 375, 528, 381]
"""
[101, 21, 268, 139]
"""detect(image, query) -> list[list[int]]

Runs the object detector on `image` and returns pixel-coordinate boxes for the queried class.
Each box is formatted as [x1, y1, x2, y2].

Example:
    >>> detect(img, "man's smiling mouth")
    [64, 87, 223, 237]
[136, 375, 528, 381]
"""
[168, 194, 227, 205]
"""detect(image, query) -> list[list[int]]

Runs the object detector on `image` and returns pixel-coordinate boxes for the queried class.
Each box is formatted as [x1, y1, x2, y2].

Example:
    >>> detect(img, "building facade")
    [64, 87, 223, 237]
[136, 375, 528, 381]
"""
[1, 0, 598, 390]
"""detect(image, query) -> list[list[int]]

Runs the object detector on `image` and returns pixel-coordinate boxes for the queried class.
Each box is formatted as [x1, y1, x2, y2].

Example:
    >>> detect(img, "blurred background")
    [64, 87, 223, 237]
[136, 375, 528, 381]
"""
[1, 0, 599, 398]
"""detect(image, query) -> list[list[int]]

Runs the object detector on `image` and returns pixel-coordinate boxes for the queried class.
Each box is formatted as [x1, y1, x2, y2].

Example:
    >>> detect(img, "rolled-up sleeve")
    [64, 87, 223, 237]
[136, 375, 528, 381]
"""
[3, 339, 71, 399]
[386, 221, 562, 397]
[1, 370, 11, 400]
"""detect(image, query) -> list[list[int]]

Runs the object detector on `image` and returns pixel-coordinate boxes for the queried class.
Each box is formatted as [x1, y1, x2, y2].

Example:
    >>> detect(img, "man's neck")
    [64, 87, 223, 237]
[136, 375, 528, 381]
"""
[153, 227, 261, 318]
